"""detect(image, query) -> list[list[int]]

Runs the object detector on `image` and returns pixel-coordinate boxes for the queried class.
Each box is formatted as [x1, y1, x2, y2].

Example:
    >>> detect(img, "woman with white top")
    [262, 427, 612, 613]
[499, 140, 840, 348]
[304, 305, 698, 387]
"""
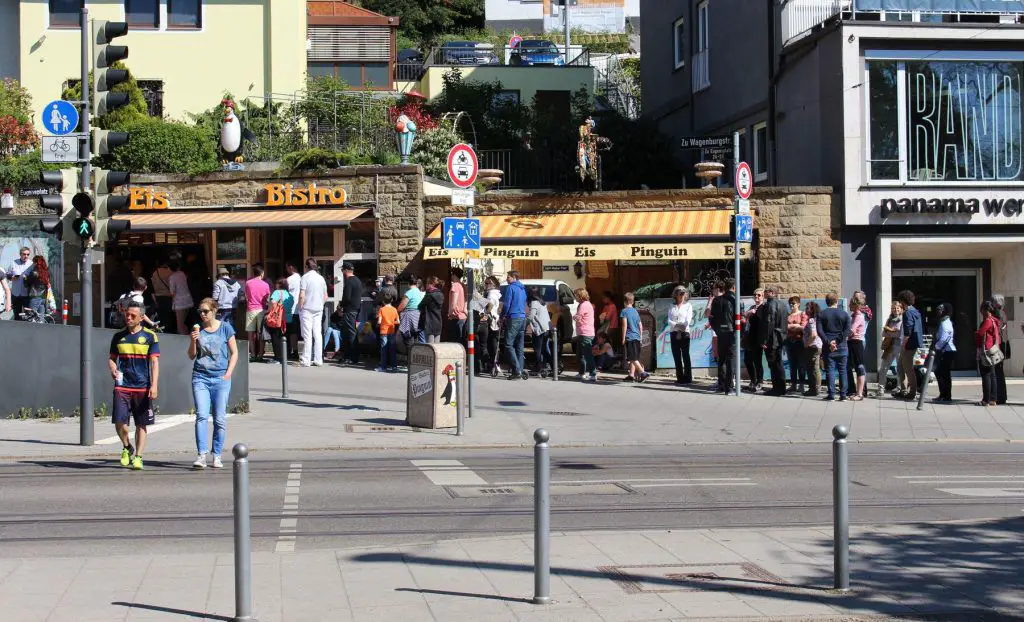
[168, 258, 193, 336]
[484, 276, 503, 377]
[667, 286, 694, 385]
[933, 303, 956, 402]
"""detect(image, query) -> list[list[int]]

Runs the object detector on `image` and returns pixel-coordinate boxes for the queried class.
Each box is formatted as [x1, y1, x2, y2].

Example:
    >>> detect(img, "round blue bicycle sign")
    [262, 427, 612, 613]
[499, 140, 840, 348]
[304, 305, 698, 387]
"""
[42, 100, 79, 136]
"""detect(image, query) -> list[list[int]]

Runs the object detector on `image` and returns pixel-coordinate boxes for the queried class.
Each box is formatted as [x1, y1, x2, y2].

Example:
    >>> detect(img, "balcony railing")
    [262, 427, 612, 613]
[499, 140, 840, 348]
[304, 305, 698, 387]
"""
[394, 62, 426, 82]
[477, 148, 579, 191]
[422, 45, 592, 68]
[692, 49, 710, 93]
[782, 0, 850, 45]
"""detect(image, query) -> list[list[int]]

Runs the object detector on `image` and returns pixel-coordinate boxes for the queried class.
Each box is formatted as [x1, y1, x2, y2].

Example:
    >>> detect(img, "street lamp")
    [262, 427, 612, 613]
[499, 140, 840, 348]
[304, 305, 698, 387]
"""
[395, 114, 417, 165]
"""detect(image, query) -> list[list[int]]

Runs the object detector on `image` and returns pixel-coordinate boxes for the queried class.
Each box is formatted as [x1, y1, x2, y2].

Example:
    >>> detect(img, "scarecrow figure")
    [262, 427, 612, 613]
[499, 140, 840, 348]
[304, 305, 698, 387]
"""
[576, 116, 612, 189]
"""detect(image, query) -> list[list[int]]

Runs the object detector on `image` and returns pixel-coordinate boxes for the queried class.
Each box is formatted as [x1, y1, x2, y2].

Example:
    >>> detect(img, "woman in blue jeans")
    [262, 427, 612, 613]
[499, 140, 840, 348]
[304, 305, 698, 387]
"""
[188, 297, 238, 469]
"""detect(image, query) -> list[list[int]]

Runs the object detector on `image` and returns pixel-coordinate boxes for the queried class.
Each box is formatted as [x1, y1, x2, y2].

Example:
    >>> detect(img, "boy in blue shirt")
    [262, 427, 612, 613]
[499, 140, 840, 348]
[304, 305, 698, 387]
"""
[620, 292, 649, 383]
[108, 301, 160, 470]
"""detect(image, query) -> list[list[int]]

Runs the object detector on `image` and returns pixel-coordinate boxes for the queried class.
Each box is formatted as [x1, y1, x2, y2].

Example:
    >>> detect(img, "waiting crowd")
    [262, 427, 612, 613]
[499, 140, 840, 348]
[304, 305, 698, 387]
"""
[0, 247, 57, 321]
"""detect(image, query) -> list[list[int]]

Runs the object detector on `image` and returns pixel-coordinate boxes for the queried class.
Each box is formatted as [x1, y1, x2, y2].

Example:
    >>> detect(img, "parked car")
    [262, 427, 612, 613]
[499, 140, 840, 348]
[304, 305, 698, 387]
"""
[438, 41, 501, 66]
[397, 48, 424, 64]
[509, 39, 565, 66]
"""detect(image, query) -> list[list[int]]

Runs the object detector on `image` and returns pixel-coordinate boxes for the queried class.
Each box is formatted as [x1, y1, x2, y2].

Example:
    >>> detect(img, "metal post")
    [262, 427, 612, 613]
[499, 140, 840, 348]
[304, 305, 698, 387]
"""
[832, 425, 850, 591]
[563, 1, 571, 64]
[533, 428, 551, 605]
[732, 131, 742, 397]
[916, 344, 936, 411]
[456, 361, 465, 436]
[466, 202, 475, 419]
[280, 332, 289, 398]
[232, 443, 254, 621]
[80, 8, 93, 445]
[62, 299, 69, 325]
[551, 325, 559, 382]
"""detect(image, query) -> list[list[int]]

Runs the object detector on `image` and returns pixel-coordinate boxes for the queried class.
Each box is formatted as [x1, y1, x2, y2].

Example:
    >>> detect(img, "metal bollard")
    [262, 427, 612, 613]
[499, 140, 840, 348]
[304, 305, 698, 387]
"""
[916, 346, 936, 411]
[832, 425, 850, 591]
[280, 333, 289, 399]
[533, 429, 551, 605]
[550, 326, 559, 382]
[232, 443, 255, 621]
[456, 362, 465, 436]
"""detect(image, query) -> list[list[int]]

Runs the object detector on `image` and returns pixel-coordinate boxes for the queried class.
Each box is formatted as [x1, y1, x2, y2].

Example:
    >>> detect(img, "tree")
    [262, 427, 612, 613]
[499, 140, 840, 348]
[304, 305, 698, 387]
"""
[0, 78, 33, 124]
[353, 0, 484, 47]
[0, 79, 37, 158]
[61, 61, 149, 130]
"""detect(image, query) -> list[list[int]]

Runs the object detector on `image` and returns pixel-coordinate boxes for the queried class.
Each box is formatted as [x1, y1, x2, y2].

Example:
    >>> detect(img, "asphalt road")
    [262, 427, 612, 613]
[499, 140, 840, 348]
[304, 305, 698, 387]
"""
[0, 443, 1021, 558]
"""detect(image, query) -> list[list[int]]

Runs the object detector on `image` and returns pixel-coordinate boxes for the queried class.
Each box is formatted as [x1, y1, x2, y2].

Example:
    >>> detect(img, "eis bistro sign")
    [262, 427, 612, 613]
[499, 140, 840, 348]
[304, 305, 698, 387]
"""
[126, 183, 348, 210]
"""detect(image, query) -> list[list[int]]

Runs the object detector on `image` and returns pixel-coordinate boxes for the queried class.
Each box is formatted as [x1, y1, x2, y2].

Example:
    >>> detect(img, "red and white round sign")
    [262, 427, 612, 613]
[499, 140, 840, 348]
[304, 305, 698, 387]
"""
[735, 161, 753, 200]
[447, 143, 479, 189]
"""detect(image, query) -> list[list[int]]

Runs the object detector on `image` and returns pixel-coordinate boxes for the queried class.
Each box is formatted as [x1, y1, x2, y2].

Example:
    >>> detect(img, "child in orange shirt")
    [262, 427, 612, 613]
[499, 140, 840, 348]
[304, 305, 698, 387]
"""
[377, 292, 400, 372]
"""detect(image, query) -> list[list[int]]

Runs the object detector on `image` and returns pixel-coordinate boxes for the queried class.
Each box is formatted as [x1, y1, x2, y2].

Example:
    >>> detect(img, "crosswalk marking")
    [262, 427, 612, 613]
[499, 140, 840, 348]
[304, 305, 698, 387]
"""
[275, 463, 302, 553]
[412, 459, 488, 486]
[936, 488, 1024, 498]
[896, 474, 1024, 499]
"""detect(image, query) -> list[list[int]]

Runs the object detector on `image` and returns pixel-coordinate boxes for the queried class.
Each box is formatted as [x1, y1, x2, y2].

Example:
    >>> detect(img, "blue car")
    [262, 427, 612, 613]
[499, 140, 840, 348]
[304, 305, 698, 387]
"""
[509, 39, 565, 66]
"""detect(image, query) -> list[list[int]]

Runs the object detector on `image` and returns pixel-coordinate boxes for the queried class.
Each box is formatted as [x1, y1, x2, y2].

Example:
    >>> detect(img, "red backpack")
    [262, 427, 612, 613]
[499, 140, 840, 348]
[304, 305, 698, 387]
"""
[265, 294, 286, 330]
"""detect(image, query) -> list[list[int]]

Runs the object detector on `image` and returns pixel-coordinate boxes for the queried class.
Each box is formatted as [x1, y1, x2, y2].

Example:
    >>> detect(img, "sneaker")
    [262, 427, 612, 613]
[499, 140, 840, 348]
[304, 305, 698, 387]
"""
[212, 456, 223, 469]
[192, 453, 207, 469]
[120, 445, 133, 467]
[521, 372, 529, 381]
[131, 456, 144, 470]
[638, 372, 650, 383]
[376, 367, 388, 372]
[589, 374, 597, 383]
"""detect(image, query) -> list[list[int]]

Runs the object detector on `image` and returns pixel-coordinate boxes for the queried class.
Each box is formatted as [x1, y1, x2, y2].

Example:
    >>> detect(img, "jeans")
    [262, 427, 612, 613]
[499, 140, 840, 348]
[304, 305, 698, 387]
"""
[670, 332, 692, 383]
[342, 311, 360, 363]
[324, 327, 342, 352]
[28, 297, 45, 316]
[980, 362, 998, 403]
[785, 338, 806, 390]
[766, 346, 785, 392]
[935, 350, 955, 399]
[899, 347, 918, 396]
[217, 309, 235, 326]
[744, 348, 763, 386]
[378, 334, 397, 369]
[995, 359, 1008, 404]
[578, 336, 595, 377]
[505, 317, 527, 375]
[532, 333, 550, 371]
[448, 318, 466, 343]
[804, 346, 821, 394]
[193, 375, 231, 456]
[595, 352, 615, 371]
[825, 349, 848, 399]
[300, 309, 323, 366]
[715, 331, 734, 391]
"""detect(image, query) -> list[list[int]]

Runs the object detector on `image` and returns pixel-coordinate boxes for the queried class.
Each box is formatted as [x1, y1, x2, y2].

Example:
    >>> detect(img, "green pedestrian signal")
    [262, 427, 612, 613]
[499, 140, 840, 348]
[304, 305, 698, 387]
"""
[73, 217, 94, 239]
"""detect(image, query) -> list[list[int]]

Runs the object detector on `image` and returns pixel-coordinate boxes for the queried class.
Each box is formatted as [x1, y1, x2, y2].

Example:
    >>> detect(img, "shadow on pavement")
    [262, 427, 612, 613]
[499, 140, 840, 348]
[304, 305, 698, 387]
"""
[395, 587, 531, 604]
[112, 601, 230, 621]
[0, 438, 84, 447]
[20, 459, 193, 471]
[259, 397, 380, 412]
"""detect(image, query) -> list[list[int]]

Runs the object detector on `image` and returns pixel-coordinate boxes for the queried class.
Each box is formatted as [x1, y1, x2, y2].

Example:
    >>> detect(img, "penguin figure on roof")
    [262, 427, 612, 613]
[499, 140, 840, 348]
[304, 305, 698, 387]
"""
[220, 99, 257, 170]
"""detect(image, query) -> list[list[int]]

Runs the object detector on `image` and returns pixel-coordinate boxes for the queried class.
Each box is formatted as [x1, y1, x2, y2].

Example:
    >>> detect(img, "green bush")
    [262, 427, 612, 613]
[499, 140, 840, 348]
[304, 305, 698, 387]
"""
[100, 118, 219, 176]
[412, 123, 463, 178]
[0, 149, 72, 189]
[62, 61, 149, 130]
[278, 146, 403, 173]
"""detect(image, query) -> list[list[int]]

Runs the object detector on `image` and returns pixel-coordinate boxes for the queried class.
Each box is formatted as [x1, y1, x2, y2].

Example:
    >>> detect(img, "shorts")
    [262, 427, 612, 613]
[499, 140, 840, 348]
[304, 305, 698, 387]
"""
[112, 390, 155, 427]
[625, 339, 641, 363]
[245, 310, 264, 332]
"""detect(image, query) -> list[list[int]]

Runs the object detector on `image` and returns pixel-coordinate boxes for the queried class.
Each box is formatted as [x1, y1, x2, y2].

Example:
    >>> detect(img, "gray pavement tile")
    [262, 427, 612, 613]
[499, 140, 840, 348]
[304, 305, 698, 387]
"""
[656, 591, 763, 618]
[513, 609, 604, 622]
[582, 533, 684, 565]
[734, 592, 840, 616]
[644, 531, 747, 565]
[47, 606, 127, 622]
[423, 600, 519, 621]
[351, 604, 437, 622]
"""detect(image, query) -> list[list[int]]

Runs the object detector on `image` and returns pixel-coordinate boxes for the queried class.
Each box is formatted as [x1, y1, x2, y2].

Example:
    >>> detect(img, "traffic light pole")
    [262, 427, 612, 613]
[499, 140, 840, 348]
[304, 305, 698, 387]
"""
[733, 131, 741, 398]
[80, 8, 94, 446]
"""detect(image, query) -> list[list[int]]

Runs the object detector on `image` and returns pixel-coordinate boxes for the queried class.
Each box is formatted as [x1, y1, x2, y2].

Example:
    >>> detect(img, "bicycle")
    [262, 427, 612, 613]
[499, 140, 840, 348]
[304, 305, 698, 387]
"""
[19, 308, 56, 324]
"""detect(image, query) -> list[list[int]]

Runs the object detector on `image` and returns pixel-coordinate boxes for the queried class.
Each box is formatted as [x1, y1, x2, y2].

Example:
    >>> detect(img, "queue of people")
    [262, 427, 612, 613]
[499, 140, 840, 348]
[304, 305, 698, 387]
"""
[1, 247, 56, 321]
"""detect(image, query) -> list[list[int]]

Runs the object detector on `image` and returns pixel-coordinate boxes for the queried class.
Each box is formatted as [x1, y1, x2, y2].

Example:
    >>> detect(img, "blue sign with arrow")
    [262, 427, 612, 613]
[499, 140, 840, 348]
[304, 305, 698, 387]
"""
[42, 100, 79, 136]
[442, 217, 481, 250]
[734, 214, 753, 243]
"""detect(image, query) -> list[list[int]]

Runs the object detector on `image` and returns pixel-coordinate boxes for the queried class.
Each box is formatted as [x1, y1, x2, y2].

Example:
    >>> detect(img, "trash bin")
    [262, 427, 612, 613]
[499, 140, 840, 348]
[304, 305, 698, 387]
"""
[638, 309, 657, 370]
[407, 342, 465, 429]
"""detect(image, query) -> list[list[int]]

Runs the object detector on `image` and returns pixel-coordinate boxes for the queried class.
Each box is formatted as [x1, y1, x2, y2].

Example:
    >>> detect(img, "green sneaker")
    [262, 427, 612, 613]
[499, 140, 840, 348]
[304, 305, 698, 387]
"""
[120, 446, 132, 467]
[131, 456, 144, 470]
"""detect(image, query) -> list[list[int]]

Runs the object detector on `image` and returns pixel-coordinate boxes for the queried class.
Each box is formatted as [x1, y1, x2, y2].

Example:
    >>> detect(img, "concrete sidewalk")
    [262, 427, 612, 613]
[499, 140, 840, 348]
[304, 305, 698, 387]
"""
[4, 519, 1021, 621]
[2, 363, 1024, 459]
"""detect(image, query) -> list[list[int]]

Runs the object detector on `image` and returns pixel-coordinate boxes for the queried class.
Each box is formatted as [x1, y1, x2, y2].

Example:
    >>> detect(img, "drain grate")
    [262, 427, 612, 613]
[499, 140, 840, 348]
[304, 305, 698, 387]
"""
[547, 411, 586, 417]
[345, 424, 411, 433]
[600, 563, 790, 594]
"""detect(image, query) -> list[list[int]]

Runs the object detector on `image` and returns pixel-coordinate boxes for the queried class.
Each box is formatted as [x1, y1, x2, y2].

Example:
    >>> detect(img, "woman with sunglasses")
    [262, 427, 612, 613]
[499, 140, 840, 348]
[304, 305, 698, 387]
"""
[188, 297, 238, 469]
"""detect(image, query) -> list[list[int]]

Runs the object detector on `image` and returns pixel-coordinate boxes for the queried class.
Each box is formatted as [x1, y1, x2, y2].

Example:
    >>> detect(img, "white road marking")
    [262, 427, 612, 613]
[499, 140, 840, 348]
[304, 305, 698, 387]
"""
[937, 488, 1024, 498]
[96, 413, 238, 445]
[896, 475, 1024, 499]
[412, 459, 488, 486]
[895, 475, 1024, 479]
[275, 463, 302, 553]
[493, 478, 754, 486]
[631, 482, 758, 488]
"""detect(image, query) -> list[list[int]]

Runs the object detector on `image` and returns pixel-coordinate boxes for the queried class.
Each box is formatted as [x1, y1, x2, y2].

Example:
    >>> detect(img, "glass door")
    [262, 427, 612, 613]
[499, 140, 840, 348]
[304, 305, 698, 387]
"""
[892, 268, 980, 372]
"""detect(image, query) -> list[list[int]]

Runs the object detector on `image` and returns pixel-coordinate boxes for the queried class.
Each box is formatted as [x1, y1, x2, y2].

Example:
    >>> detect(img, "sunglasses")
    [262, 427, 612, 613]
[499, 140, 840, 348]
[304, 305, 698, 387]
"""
[198, 308, 214, 315]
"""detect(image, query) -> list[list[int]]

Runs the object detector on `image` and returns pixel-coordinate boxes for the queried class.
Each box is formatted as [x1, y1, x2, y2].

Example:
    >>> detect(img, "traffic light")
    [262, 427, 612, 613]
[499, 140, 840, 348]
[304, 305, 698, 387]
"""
[93, 20, 130, 117]
[38, 169, 80, 243]
[93, 129, 129, 155]
[93, 168, 131, 244]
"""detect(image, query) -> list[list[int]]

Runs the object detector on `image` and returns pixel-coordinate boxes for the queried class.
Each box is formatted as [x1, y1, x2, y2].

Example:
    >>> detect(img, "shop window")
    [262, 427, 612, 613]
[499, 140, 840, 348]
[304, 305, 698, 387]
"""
[866, 57, 1024, 183]
[125, 0, 159, 29]
[168, 0, 201, 29]
[307, 229, 334, 257]
[50, 0, 83, 28]
[216, 229, 247, 261]
[344, 219, 376, 255]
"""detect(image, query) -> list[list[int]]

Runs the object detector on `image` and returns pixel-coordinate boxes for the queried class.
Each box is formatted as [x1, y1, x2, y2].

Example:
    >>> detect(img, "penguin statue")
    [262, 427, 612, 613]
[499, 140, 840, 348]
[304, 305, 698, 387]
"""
[219, 99, 257, 169]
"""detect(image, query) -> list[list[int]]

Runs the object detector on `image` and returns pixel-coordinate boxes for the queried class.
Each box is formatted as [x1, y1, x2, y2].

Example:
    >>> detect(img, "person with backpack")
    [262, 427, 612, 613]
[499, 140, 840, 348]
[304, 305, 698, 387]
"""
[709, 279, 737, 394]
[115, 277, 157, 330]
[212, 267, 242, 326]
[265, 278, 292, 365]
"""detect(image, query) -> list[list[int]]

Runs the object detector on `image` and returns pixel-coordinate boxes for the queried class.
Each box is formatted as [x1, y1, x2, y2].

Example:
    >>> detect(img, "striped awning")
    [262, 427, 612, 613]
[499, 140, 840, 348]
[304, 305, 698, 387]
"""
[115, 207, 370, 231]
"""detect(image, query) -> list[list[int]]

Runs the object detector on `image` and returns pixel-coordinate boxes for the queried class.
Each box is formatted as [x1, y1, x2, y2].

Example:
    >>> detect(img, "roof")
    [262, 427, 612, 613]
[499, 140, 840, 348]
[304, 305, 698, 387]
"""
[307, 1, 399, 26]
[115, 207, 371, 231]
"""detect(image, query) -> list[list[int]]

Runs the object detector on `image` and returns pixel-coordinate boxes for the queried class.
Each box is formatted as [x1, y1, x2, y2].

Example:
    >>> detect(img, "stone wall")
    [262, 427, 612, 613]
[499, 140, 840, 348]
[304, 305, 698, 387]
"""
[422, 187, 841, 297]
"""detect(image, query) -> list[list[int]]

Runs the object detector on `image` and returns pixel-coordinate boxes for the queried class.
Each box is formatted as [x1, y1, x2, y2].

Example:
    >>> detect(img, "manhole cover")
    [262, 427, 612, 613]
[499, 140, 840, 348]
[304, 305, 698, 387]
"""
[547, 411, 586, 417]
[600, 563, 789, 594]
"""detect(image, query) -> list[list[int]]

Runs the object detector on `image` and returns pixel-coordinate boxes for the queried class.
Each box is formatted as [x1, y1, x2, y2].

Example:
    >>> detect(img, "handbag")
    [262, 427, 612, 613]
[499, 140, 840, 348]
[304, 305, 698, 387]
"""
[981, 344, 1004, 367]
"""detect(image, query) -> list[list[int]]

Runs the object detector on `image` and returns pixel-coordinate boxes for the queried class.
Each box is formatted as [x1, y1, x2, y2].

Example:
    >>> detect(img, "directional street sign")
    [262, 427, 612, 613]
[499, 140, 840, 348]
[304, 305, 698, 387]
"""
[447, 143, 479, 189]
[680, 135, 731, 150]
[73, 217, 94, 239]
[42, 100, 79, 136]
[41, 135, 81, 163]
[734, 214, 753, 243]
[735, 161, 753, 199]
[442, 217, 481, 250]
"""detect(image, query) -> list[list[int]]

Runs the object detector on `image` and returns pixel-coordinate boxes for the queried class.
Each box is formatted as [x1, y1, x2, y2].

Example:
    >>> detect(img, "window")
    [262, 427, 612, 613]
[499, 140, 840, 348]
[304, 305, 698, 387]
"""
[126, 0, 159, 28]
[306, 62, 392, 90]
[49, 0, 83, 28]
[866, 58, 1024, 183]
[168, 0, 201, 29]
[673, 17, 685, 69]
[753, 122, 768, 181]
[696, 1, 709, 54]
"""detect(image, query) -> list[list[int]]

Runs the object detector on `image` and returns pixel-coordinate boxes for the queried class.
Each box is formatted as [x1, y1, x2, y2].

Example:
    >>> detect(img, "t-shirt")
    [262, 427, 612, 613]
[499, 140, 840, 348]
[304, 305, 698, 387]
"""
[286, 273, 301, 316]
[169, 271, 193, 310]
[244, 278, 271, 312]
[404, 286, 424, 310]
[620, 306, 642, 342]
[340, 275, 363, 314]
[270, 289, 295, 318]
[194, 321, 236, 379]
[110, 327, 160, 392]
[7, 258, 33, 297]
[151, 267, 172, 298]
[601, 303, 619, 329]
[300, 271, 328, 312]
[377, 305, 399, 335]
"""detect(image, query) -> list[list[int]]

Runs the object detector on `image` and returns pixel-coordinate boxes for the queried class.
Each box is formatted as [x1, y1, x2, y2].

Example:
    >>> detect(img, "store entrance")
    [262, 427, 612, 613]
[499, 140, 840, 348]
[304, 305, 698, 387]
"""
[892, 269, 979, 372]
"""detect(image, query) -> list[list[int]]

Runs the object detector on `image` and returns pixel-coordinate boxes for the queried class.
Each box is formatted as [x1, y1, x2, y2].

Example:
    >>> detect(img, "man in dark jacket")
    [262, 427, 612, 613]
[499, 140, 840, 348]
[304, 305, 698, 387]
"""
[756, 285, 790, 396]
[818, 292, 852, 401]
[502, 271, 529, 380]
[708, 279, 737, 393]
[339, 262, 363, 365]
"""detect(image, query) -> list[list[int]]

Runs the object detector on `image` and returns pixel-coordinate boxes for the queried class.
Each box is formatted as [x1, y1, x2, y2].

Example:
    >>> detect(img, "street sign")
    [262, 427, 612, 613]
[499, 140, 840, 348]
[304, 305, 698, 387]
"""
[465, 258, 483, 270]
[680, 135, 731, 150]
[42, 100, 79, 136]
[451, 188, 475, 207]
[734, 214, 753, 243]
[442, 217, 481, 250]
[447, 143, 479, 189]
[41, 135, 80, 163]
[73, 217, 94, 239]
[735, 161, 753, 199]
[737, 198, 751, 215]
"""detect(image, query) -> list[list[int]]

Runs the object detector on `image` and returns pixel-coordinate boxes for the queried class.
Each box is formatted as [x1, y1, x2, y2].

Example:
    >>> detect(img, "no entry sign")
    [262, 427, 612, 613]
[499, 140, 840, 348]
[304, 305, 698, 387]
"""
[447, 144, 479, 189]
[735, 161, 753, 200]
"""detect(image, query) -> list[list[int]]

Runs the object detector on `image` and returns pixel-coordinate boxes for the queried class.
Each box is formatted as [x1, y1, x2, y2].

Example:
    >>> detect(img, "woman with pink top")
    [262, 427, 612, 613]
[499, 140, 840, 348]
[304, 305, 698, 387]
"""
[847, 299, 869, 400]
[573, 288, 597, 382]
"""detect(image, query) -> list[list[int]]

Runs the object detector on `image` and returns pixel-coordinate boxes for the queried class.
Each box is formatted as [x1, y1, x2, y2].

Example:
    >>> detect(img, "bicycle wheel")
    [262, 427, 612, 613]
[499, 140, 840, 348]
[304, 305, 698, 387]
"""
[43, 314, 55, 324]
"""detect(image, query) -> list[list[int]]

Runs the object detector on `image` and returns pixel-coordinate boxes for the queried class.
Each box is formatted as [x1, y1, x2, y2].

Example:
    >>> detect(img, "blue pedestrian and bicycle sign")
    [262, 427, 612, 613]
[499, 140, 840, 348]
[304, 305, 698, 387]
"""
[42, 100, 79, 136]
[442, 217, 481, 250]
[734, 214, 753, 243]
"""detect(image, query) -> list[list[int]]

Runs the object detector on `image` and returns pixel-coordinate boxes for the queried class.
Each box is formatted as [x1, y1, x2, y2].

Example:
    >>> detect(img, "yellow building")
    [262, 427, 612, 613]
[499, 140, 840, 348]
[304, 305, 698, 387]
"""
[15, 0, 307, 125]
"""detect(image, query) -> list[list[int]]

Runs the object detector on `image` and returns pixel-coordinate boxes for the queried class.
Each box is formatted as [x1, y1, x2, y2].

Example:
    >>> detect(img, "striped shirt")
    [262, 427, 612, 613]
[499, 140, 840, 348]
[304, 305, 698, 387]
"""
[110, 327, 160, 392]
